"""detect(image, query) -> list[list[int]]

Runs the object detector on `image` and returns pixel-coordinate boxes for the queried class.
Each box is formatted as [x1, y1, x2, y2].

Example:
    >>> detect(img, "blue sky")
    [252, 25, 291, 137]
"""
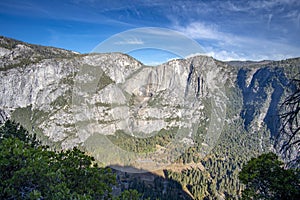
[0, 0, 300, 64]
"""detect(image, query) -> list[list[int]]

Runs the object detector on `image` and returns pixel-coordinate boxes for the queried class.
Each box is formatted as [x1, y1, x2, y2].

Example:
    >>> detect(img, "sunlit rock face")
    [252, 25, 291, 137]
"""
[0, 36, 299, 167]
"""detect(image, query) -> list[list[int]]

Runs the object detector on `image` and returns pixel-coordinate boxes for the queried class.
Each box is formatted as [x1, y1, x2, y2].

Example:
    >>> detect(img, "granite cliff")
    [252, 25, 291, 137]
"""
[0, 36, 299, 198]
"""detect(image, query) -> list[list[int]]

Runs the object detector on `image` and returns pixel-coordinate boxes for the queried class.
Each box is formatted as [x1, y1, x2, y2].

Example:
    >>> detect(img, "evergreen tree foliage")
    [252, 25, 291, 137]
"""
[239, 153, 300, 200]
[115, 189, 141, 200]
[0, 120, 140, 199]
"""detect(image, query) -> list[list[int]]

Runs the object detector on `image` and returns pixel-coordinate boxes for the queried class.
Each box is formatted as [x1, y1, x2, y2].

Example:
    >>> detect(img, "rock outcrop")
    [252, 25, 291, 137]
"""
[0, 36, 299, 168]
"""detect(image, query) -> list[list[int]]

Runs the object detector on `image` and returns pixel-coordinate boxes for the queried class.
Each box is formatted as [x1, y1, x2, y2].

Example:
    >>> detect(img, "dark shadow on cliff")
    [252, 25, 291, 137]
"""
[237, 66, 293, 137]
[109, 164, 193, 200]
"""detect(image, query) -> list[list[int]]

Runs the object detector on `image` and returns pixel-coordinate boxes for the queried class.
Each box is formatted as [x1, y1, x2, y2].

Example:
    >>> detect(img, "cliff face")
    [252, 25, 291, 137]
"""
[0, 36, 299, 167]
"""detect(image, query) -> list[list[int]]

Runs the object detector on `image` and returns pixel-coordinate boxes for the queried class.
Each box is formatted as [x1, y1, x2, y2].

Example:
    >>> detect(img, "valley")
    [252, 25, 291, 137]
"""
[0, 36, 299, 199]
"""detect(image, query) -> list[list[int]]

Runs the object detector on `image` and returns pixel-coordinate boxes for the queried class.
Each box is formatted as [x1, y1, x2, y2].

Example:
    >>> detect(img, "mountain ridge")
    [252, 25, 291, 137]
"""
[0, 35, 298, 161]
[1, 35, 299, 199]
[2, 35, 299, 66]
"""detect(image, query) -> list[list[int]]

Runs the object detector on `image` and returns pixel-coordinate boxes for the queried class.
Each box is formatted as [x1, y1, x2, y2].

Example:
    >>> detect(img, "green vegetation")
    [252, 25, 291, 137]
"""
[0, 36, 75, 58]
[0, 58, 40, 71]
[59, 72, 75, 86]
[1, 38, 299, 199]
[50, 90, 72, 109]
[127, 174, 189, 200]
[115, 189, 142, 200]
[95, 101, 111, 107]
[10, 106, 55, 146]
[147, 91, 164, 107]
[159, 85, 268, 199]
[167, 169, 209, 199]
[0, 120, 141, 199]
[0, 36, 79, 72]
[106, 67, 299, 199]
[97, 71, 115, 91]
[239, 153, 300, 200]
[164, 116, 180, 123]
[107, 127, 178, 153]
[7, 73, 297, 200]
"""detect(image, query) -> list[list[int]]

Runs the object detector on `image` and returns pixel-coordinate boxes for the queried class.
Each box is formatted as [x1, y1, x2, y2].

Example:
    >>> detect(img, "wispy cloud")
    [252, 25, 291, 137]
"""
[0, 0, 50, 16]
[248, 0, 300, 9]
[174, 22, 243, 47]
[205, 50, 247, 61]
[174, 21, 300, 61]
[219, 1, 250, 12]
[0, 0, 135, 27]
[175, 22, 223, 40]
[114, 38, 144, 45]
[282, 10, 300, 27]
[222, 0, 300, 12]
[267, 14, 273, 29]
[1, 0, 299, 60]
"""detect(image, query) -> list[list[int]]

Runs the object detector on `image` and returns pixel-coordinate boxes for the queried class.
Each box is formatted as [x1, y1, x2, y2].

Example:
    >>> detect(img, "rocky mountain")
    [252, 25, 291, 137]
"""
[0, 36, 299, 199]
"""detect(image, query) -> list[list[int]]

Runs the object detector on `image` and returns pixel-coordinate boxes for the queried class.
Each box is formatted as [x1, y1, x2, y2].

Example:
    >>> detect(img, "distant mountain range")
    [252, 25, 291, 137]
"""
[0, 36, 299, 199]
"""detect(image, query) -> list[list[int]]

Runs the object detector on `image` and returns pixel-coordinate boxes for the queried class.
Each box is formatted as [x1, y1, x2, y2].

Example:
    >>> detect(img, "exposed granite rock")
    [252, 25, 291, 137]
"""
[0, 36, 299, 167]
